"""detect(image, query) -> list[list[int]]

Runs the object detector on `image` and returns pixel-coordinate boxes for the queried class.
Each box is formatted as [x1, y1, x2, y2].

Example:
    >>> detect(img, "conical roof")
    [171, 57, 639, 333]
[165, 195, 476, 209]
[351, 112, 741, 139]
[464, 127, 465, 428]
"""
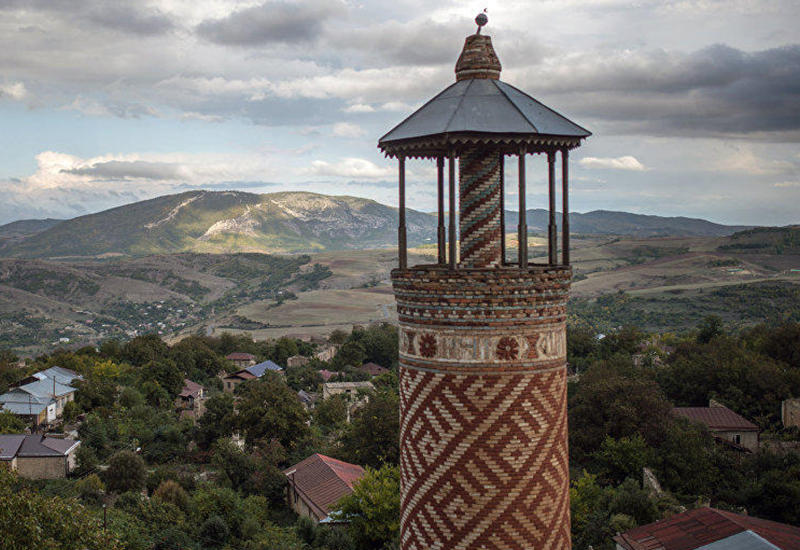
[378, 29, 590, 158]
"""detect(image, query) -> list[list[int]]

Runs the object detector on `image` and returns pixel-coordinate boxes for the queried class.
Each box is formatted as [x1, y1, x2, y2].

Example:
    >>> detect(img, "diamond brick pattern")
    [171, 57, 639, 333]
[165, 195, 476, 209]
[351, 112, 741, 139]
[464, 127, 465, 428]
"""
[398, 366, 570, 550]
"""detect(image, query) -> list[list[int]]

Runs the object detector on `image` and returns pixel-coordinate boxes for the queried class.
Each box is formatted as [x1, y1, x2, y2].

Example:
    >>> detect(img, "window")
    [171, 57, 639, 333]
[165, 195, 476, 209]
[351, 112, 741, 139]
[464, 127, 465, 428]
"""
[733, 434, 741, 445]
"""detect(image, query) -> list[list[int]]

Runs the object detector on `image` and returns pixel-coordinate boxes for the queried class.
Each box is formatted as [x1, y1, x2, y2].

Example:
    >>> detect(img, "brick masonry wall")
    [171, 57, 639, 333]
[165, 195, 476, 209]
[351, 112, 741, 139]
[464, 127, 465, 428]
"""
[458, 148, 502, 269]
[393, 266, 572, 550]
[15, 456, 67, 479]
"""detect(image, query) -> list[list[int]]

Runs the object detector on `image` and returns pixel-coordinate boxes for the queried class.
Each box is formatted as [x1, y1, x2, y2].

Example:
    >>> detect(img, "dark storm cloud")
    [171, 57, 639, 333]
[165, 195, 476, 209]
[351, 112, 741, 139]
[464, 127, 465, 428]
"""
[196, 0, 340, 46]
[0, 0, 174, 36]
[63, 160, 183, 180]
[530, 44, 800, 138]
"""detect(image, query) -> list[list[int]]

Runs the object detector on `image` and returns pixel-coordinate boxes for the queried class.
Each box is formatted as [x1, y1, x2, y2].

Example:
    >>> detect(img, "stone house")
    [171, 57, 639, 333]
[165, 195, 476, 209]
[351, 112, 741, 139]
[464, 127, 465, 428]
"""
[673, 402, 759, 452]
[222, 360, 283, 393]
[314, 345, 337, 362]
[175, 379, 205, 421]
[360, 362, 389, 377]
[225, 352, 257, 369]
[0, 366, 82, 425]
[284, 453, 364, 523]
[782, 397, 800, 429]
[322, 381, 374, 401]
[0, 434, 80, 479]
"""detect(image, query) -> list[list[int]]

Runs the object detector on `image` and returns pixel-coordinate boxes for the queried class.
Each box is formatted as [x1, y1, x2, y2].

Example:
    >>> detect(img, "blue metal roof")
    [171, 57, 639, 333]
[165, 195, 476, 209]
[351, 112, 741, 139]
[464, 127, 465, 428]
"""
[246, 360, 283, 377]
[379, 78, 590, 145]
[697, 531, 780, 550]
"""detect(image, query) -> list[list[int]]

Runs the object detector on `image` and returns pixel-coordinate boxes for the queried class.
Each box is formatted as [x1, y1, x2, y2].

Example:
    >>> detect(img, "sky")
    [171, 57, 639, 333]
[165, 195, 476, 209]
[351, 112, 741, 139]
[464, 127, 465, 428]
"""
[0, 0, 798, 226]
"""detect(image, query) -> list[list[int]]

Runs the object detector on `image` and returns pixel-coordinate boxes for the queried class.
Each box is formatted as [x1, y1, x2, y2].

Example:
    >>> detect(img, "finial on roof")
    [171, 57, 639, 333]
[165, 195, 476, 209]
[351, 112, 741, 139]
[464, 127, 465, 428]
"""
[455, 12, 501, 81]
[475, 10, 488, 34]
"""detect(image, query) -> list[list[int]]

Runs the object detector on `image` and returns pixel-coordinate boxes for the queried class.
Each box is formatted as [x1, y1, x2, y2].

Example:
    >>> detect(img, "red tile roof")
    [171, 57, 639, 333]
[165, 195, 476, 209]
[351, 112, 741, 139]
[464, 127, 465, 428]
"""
[672, 406, 758, 431]
[614, 507, 800, 550]
[179, 379, 203, 398]
[319, 369, 337, 382]
[284, 453, 364, 520]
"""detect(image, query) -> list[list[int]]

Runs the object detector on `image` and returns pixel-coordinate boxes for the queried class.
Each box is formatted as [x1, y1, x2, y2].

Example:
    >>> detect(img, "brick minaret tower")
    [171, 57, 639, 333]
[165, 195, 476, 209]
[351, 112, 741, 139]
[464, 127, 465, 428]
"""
[379, 14, 590, 550]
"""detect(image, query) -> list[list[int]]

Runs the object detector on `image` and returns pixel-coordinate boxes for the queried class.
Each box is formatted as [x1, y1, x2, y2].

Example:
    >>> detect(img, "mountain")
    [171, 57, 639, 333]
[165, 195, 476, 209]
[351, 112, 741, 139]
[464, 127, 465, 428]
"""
[508, 209, 751, 238]
[0, 191, 438, 258]
[0, 190, 757, 259]
[0, 218, 63, 240]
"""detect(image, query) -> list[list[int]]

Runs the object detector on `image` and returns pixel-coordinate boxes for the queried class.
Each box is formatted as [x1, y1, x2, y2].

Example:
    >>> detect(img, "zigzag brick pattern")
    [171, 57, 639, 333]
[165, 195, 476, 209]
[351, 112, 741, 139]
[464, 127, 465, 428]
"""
[458, 147, 502, 268]
[392, 266, 572, 550]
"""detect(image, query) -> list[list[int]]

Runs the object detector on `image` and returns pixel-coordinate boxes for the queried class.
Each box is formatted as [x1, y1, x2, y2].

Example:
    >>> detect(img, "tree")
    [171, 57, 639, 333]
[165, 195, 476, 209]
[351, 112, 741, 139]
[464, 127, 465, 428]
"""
[196, 392, 237, 449]
[335, 341, 366, 369]
[200, 515, 229, 548]
[153, 480, 190, 512]
[697, 315, 724, 344]
[314, 394, 348, 433]
[236, 374, 310, 448]
[211, 438, 255, 491]
[105, 450, 146, 494]
[592, 434, 655, 485]
[272, 337, 299, 367]
[286, 364, 323, 392]
[0, 468, 123, 549]
[569, 364, 671, 460]
[340, 390, 399, 468]
[332, 464, 400, 550]
[122, 334, 169, 367]
[139, 359, 184, 397]
[74, 444, 99, 477]
[0, 410, 26, 434]
[76, 474, 105, 505]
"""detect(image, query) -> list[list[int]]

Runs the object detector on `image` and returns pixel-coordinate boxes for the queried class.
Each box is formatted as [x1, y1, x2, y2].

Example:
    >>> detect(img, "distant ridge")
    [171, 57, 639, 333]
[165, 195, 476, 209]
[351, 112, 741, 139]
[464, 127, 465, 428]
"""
[0, 190, 757, 258]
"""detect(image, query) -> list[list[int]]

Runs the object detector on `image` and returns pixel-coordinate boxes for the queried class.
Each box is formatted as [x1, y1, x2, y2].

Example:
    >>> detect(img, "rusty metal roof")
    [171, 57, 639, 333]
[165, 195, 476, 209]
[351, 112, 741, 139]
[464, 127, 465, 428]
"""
[614, 507, 800, 550]
[673, 406, 758, 431]
[378, 78, 590, 149]
[284, 453, 365, 519]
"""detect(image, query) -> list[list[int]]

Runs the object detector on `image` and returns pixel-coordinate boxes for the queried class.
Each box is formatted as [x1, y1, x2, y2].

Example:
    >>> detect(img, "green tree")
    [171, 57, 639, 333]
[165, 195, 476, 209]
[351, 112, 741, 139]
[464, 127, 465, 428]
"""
[332, 464, 400, 550]
[593, 434, 655, 485]
[200, 515, 229, 548]
[314, 394, 349, 433]
[75, 473, 105, 505]
[236, 373, 310, 448]
[153, 480, 190, 512]
[196, 392, 237, 449]
[696, 315, 724, 344]
[0, 409, 26, 433]
[340, 390, 399, 468]
[122, 334, 170, 366]
[105, 450, 146, 494]
[0, 468, 123, 550]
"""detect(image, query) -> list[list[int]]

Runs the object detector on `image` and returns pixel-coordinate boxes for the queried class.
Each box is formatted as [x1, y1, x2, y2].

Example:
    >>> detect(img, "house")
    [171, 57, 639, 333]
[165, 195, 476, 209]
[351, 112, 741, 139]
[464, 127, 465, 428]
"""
[175, 379, 205, 421]
[225, 352, 257, 368]
[360, 362, 389, 377]
[284, 453, 364, 523]
[297, 390, 318, 410]
[287, 355, 310, 368]
[782, 397, 800, 429]
[0, 366, 83, 425]
[673, 401, 759, 452]
[322, 381, 374, 401]
[314, 345, 337, 362]
[614, 506, 800, 550]
[0, 434, 80, 479]
[318, 369, 337, 382]
[222, 360, 283, 393]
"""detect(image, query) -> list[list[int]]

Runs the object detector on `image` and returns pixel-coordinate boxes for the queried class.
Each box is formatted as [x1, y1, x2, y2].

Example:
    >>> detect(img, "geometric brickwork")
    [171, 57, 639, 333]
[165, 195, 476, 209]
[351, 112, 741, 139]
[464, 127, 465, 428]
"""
[459, 147, 502, 268]
[393, 266, 572, 549]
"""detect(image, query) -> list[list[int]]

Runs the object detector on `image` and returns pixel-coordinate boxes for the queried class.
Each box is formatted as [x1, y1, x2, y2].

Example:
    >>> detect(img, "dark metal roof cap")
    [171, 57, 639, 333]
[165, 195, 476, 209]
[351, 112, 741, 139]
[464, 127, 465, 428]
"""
[379, 78, 591, 145]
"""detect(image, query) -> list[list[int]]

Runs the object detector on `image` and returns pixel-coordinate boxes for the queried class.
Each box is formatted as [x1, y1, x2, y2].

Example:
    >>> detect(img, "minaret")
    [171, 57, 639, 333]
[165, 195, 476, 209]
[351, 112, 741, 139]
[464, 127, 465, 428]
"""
[378, 15, 590, 550]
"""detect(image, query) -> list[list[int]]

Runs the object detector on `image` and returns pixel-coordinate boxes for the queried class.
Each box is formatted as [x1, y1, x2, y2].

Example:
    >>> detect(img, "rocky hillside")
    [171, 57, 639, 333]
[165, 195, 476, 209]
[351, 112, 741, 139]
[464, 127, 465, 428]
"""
[0, 191, 437, 258]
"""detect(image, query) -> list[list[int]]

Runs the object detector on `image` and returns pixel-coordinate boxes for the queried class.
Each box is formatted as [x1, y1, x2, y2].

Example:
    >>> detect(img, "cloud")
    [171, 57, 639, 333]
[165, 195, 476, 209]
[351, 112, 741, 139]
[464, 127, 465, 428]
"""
[63, 160, 185, 180]
[579, 156, 646, 171]
[774, 181, 800, 188]
[342, 103, 375, 113]
[520, 44, 800, 139]
[331, 122, 366, 138]
[308, 158, 393, 179]
[196, 0, 341, 46]
[84, 3, 174, 36]
[0, 81, 26, 100]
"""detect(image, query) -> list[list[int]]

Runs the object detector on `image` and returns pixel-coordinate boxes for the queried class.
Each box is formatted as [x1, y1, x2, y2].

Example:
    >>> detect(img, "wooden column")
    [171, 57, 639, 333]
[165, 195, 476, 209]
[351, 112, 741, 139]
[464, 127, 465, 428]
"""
[448, 150, 457, 269]
[518, 147, 528, 268]
[499, 153, 506, 265]
[437, 156, 446, 265]
[548, 151, 557, 265]
[562, 149, 570, 266]
[398, 155, 407, 270]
